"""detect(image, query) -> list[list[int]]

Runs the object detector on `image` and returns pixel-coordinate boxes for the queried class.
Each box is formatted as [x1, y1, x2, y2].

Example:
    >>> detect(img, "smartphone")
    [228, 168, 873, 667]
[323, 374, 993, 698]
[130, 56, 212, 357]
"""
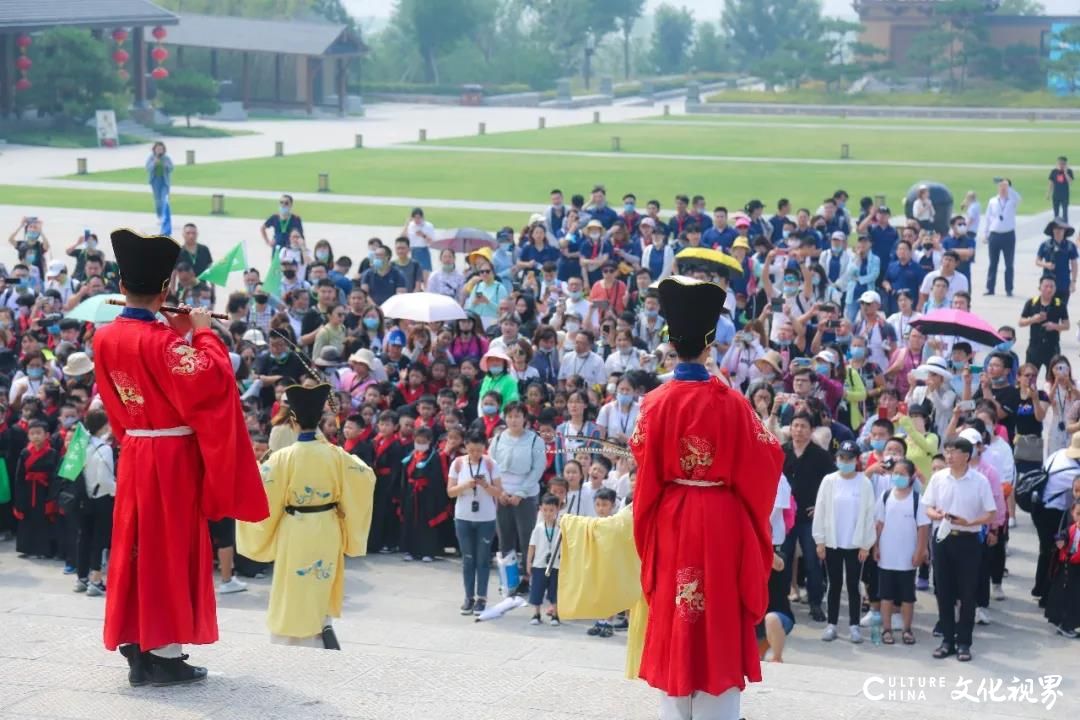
[826, 319, 842, 329]
[770, 298, 784, 312]
[878, 405, 889, 420]
[898, 401, 908, 415]
[958, 400, 976, 411]
[83, 229, 91, 241]
[992, 176, 1003, 184]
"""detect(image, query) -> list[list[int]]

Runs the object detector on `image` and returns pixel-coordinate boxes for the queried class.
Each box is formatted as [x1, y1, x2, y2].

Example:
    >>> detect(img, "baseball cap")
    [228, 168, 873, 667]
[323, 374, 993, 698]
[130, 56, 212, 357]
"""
[859, 290, 881, 305]
[959, 428, 983, 446]
[878, 205, 891, 214]
[387, 328, 407, 346]
[837, 440, 860, 459]
[46, 261, 67, 278]
[830, 231, 847, 241]
[734, 217, 750, 229]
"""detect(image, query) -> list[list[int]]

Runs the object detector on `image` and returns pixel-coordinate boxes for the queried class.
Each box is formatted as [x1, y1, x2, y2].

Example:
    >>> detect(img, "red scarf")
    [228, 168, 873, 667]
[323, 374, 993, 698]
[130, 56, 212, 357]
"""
[406, 450, 451, 528]
[481, 414, 500, 437]
[343, 436, 362, 454]
[372, 433, 397, 476]
[24, 443, 51, 509]
[398, 382, 425, 406]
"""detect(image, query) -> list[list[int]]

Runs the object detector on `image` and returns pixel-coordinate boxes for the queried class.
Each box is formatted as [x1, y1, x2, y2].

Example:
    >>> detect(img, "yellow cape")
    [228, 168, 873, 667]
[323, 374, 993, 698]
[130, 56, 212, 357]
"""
[558, 505, 648, 679]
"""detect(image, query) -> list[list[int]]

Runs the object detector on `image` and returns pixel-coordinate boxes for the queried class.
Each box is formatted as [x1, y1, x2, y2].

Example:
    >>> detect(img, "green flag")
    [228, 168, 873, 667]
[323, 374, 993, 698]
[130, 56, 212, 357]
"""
[262, 247, 282, 297]
[58, 423, 90, 481]
[198, 242, 246, 287]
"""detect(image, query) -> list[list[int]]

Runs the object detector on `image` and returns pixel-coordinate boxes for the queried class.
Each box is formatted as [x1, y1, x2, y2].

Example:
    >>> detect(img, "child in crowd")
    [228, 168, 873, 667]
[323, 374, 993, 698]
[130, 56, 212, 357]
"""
[563, 459, 594, 517]
[1046, 485, 1080, 637]
[586, 488, 619, 637]
[528, 494, 561, 626]
[874, 458, 929, 645]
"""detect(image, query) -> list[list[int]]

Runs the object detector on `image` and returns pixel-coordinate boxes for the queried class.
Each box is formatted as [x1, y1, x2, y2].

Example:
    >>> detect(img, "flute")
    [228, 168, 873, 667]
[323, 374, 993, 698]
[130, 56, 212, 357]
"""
[106, 298, 228, 321]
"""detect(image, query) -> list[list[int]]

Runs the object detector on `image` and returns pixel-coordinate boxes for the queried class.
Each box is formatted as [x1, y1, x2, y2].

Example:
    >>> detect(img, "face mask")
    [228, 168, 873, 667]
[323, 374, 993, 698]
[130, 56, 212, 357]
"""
[47, 324, 60, 335]
[870, 438, 886, 451]
[837, 200, 846, 209]
[569, 290, 583, 301]
[991, 375, 1007, 385]
[848, 346, 865, 360]
[282, 269, 296, 279]
[565, 322, 580, 333]
[778, 338, 792, 348]
[951, 360, 967, 371]
[315, 250, 330, 262]
[588, 232, 602, 241]
[811, 275, 821, 287]
[815, 225, 827, 232]
[995, 340, 1014, 353]
[644, 309, 658, 319]
[762, 370, 777, 381]
[363, 317, 379, 330]
[86, 240, 97, 250]
[482, 404, 498, 416]
[782, 283, 798, 297]
[837, 460, 856, 474]
[782, 230, 790, 239]
[487, 364, 504, 375]
[198, 299, 212, 309]
[815, 363, 830, 376]
[624, 203, 635, 213]
[892, 474, 910, 489]
[253, 293, 269, 304]
[272, 352, 288, 361]
[740, 332, 754, 344]
[618, 392, 633, 406]
[441, 263, 455, 273]
[413, 442, 430, 453]
[831, 242, 844, 253]
[26, 231, 40, 242]
[27, 368, 43, 379]
[61, 416, 77, 428]
[372, 259, 385, 271]
[956, 224, 967, 234]
[831, 333, 851, 346]
[279, 205, 291, 216]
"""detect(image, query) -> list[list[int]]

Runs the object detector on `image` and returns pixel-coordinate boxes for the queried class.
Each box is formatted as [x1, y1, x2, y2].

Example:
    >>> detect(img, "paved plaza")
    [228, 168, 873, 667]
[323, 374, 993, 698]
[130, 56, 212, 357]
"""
[0, 103, 1079, 718]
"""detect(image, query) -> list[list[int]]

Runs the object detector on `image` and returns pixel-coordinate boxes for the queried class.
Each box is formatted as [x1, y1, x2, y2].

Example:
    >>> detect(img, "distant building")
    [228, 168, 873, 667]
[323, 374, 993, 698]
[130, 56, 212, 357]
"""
[854, 0, 1080, 72]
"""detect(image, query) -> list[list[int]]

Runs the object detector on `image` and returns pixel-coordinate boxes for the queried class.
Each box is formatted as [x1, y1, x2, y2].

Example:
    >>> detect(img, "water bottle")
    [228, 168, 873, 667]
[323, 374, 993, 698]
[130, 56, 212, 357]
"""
[870, 610, 882, 646]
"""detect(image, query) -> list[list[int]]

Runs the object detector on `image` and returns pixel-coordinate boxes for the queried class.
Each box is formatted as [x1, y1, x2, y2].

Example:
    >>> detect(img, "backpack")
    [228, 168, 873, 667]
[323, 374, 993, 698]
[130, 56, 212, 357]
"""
[1015, 462, 1074, 514]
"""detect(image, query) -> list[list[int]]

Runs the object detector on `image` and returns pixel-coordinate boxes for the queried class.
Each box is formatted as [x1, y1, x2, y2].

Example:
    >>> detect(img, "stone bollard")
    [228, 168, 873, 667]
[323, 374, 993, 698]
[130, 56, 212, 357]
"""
[664, 104, 670, 116]
[76, 158, 88, 175]
[479, 122, 486, 135]
[211, 194, 225, 215]
[611, 136, 621, 152]
[274, 141, 284, 157]
[419, 128, 427, 142]
[538, 116, 546, 130]
[841, 143, 850, 160]
[318, 173, 330, 192]
[355, 133, 364, 148]
[593, 111, 600, 124]
[186, 149, 196, 165]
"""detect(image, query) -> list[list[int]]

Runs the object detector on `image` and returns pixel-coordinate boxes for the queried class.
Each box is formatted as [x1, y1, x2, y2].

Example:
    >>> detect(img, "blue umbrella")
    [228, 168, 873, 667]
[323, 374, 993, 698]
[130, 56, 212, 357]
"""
[65, 293, 162, 324]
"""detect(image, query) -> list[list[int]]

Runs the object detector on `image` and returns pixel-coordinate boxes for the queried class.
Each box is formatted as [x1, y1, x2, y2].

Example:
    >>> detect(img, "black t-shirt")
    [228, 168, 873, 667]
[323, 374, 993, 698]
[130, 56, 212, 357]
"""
[301, 307, 329, 346]
[975, 383, 1021, 442]
[177, 244, 213, 277]
[1050, 167, 1074, 198]
[782, 441, 836, 522]
[1015, 389, 1050, 438]
[254, 351, 308, 405]
[1021, 295, 1068, 350]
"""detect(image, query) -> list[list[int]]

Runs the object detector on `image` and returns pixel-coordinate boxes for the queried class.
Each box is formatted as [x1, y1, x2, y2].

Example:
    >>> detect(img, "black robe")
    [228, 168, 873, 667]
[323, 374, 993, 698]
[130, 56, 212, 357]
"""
[1045, 525, 1080, 632]
[368, 433, 404, 553]
[13, 443, 60, 557]
[399, 449, 451, 559]
[0, 422, 27, 535]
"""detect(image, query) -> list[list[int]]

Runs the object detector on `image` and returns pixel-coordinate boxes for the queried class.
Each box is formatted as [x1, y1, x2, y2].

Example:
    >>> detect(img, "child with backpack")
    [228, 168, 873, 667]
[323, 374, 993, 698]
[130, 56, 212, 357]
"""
[874, 458, 930, 645]
[1045, 501, 1080, 637]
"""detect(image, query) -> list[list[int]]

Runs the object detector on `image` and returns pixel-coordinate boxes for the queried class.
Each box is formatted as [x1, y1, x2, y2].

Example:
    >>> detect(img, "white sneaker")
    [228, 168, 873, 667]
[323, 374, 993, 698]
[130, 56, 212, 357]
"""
[822, 624, 837, 641]
[402, 554, 414, 562]
[992, 584, 1006, 601]
[975, 607, 990, 625]
[421, 556, 434, 563]
[1008, 516, 1017, 529]
[529, 615, 541, 626]
[849, 627, 863, 644]
[73, 578, 88, 593]
[859, 610, 877, 628]
[217, 577, 248, 594]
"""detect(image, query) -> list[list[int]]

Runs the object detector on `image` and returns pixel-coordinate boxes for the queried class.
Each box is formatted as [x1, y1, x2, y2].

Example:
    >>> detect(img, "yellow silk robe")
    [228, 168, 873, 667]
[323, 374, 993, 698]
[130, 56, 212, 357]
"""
[558, 505, 648, 679]
[238, 439, 375, 638]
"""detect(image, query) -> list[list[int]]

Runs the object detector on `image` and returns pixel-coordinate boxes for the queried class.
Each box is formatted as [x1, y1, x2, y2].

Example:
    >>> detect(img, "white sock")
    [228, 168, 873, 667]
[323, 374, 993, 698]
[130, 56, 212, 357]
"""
[149, 643, 182, 659]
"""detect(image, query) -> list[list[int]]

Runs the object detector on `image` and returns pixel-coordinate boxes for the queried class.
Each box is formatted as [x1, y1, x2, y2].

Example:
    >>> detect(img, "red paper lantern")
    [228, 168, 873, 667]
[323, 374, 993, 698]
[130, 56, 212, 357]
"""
[118, 69, 130, 81]
[15, 78, 31, 91]
[113, 49, 130, 65]
[111, 28, 128, 44]
[151, 46, 168, 63]
[15, 34, 31, 49]
[15, 56, 31, 72]
[152, 67, 169, 80]
[151, 25, 167, 41]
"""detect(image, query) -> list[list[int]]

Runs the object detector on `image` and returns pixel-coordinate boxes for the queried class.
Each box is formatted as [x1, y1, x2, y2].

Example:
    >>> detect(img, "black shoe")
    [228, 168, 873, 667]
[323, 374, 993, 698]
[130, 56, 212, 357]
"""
[983, 291, 995, 296]
[599, 623, 614, 638]
[118, 644, 149, 688]
[473, 598, 487, 616]
[809, 604, 826, 622]
[1006, 291, 1013, 298]
[515, 580, 530, 598]
[321, 625, 341, 651]
[460, 598, 475, 615]
[613, 615, 629, 631]
[587, 622, 603, 636]
[145, 653, 208, 687]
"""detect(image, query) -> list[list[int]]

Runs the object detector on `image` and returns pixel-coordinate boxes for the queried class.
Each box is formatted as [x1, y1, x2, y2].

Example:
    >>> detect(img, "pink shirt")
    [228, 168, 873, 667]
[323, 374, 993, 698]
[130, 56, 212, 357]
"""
[975, 458, 1007, 530]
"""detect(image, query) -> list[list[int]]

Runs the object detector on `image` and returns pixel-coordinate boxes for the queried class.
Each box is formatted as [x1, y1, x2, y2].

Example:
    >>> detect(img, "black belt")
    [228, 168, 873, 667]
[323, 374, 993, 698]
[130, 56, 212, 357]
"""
[285, 502, 338, 516]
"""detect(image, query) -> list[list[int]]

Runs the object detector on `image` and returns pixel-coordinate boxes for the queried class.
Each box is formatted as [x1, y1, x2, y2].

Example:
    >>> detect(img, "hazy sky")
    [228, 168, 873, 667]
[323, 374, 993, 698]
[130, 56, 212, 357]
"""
[344, 0, 1078, 20]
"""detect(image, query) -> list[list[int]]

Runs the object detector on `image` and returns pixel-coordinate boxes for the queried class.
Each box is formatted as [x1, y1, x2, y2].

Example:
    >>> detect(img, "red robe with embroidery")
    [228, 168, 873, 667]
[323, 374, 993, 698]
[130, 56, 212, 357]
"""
[630, 375, 783, 697]
[93, 316, 268, 651]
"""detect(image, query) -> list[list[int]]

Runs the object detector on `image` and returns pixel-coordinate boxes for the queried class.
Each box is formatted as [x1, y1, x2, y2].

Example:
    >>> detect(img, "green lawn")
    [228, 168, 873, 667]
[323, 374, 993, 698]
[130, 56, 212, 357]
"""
[704, 88, 1080, 109]
[431, 121, 1064, 167]
[149, 124, 255, 139]
[0, 185, 525, 229]
[2, 126, 145, 148]
[649, 114, 1080, 130]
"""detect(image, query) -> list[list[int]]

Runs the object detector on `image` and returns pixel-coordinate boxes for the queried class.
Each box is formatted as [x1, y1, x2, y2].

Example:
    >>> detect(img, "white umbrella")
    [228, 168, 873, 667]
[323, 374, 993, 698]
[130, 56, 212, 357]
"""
[474, 595, 526, 622]
[380, 292, 467, 323]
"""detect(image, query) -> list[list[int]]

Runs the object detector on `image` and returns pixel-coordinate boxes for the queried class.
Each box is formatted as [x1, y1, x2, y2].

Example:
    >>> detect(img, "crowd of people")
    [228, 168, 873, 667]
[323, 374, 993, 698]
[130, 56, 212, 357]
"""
[3, 169, 1080, 664]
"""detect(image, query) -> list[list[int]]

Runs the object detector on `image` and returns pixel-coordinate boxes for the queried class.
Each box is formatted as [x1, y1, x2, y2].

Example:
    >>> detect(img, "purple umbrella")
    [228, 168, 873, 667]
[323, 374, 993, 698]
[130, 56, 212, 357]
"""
[910, 309, 1004, 347]
[430, 228, 496, 254]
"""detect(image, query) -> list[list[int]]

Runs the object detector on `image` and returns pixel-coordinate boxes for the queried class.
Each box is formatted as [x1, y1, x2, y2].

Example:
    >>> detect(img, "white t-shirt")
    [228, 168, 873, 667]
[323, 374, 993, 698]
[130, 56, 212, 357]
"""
[875, 488, 930, 571]
[921, 468, 997, 532]
[771, 474, 792, 545]
[558, 351, 607, 386]
[407, 219, 435, 250]
[596, 400, 639, 440]
[448, 455, 500, 523]
[832, 473, 865, 549]
[529, 519, 561, 569]
[565, 486, 596, 517]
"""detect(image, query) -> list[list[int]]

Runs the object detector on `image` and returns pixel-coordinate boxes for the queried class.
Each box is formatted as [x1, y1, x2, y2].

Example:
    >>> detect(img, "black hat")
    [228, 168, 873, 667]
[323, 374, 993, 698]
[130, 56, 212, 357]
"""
[1044, 217, 1074, 238]
[657, 276, 726, 357]
[837, 440, 860, 459]
[285, 383, 330, 430]
[111, 229, 180, 295]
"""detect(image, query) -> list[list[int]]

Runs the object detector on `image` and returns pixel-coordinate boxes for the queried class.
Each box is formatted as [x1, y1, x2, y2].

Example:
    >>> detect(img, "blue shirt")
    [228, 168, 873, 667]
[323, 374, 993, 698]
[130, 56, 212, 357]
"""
[647, 243, 666, 280]
[884, 260, 924, 299]
[557, 233, 582, 282]
[702, 225, 737, 251]
[328, 269, 352, 298]
[589, 205, 619, 229]
[868, 224, 899, 269]
[580, 237, 614, 285]
[1037, 238, 1078, 291]
[519, 243, 560, 270]
[360, 266, 407, 305]
[715, 314, 735, 349]
[263, 214, 304, 249]
[943, 233, 977, 280]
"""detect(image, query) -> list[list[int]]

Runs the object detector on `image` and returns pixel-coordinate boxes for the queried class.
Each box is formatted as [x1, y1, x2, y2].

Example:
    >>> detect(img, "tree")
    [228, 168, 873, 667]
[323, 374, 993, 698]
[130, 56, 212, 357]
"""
[933, 0, 992, 90]
[649, 4, 695, 75]
[23, 28, 122, 125]
[611, 0, 646, 79]
[393, 0, 481, 83]
[1047, 24, 1080, 93]
[721, 0, 823, 74]
[808, 17, 887, 90]
[996, 0, 1045, 14]
[692, 22, 728, 73]
[158, 69, 220, 126]
[905, 28, 952, 89]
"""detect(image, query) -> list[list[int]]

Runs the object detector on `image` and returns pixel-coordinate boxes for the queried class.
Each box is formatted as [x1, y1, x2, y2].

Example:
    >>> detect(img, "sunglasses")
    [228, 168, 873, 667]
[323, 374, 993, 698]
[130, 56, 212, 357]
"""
[602, 268, 615, 274]
[478, 269, 492, 275]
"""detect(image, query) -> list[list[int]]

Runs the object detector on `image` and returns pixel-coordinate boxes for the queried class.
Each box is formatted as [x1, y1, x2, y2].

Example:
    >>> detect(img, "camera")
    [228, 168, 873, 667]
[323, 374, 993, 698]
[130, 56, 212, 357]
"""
[882, 458, 897, 471]
[770, 298, 784, 312]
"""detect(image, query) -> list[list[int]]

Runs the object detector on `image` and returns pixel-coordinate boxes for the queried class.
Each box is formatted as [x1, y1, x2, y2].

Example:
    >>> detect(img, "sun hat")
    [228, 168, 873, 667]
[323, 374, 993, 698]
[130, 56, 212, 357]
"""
[959, 428, 983, 446]
[62, 352, 93, 377]
[314, 346, 344, 368]
[755, 350, 782, 375]
[242, 328, 267, 348]
[734, 216, 751, 229]
[732, 237, 751, 251]
[916, 356, 952, 381]
[479, 348, 511, 373]
[348, 348, 375, 368]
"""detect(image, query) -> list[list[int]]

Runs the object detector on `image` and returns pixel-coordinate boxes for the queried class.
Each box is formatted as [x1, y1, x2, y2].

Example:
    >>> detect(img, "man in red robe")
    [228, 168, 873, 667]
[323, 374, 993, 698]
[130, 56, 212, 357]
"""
[630, 276, 783, 720]
[93, 229, 268, 687]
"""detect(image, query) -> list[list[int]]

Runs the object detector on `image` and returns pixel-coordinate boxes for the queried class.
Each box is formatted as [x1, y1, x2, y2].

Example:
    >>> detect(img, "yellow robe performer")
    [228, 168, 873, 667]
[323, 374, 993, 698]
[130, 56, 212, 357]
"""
[238, 384, 375, 646]
[558, 505, 648, 678]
